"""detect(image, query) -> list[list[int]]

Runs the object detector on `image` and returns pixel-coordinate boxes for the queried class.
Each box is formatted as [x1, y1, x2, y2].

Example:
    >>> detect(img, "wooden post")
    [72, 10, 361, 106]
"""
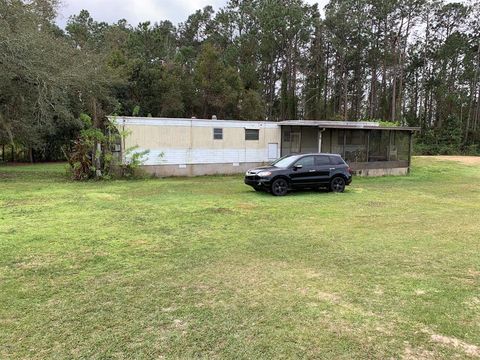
[96, 142, 102, 177]
[122, 119, 126, 165]
[408, 131, 413, 174]
[11, 144, 14, 162]
[288, 126, 292, 154]
[330, 130, 333, 153]
[299, 127, 303, 153]
[387, 131, 391, 161]
[366, 131, 370, 162]
[343, 130, 346, 158]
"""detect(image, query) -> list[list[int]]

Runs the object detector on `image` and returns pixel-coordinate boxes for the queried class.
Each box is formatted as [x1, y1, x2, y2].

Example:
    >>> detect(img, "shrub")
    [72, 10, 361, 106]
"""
[118, 147, 150, 178]
[65, 114, 150, 180]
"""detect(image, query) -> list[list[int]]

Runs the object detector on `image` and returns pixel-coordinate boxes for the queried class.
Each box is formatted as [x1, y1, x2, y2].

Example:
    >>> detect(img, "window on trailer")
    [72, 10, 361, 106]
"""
[213, 128, 223, 140]
[245, 129, 259, 140]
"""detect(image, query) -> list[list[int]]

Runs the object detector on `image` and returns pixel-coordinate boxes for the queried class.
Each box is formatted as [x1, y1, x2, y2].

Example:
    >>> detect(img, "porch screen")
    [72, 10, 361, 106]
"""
[344, 130, 367, 163]
[331, 129, 344, 156]
[395, 131, 410, 161]
[368, 130, 389, 161]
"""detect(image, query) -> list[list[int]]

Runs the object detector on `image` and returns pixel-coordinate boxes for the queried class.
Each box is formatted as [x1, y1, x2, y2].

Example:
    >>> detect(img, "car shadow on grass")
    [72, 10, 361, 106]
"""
[244, 187, 346, 197]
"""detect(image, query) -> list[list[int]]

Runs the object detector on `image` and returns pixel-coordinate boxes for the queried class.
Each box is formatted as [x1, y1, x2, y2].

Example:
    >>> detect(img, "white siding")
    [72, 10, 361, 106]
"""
[113, 116, 282, 166]
[131, 148, 275, 165]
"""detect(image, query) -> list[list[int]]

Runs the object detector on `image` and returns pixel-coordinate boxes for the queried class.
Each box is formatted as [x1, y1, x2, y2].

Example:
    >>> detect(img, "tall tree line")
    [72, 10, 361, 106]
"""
[0, 0, 118, 161]
[1, 0, 479, 160]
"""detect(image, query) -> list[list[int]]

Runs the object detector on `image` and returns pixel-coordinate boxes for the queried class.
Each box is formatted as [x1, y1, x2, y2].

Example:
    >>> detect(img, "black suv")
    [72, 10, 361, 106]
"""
[244, 153, 352, 196]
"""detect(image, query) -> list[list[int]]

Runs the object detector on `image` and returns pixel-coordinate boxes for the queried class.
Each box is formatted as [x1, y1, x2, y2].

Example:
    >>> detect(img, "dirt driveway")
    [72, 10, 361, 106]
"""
[416, 156, 480, 165]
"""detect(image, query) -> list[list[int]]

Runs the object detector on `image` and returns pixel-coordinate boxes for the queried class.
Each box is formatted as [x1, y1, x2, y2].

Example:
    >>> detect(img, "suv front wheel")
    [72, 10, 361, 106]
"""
[271, 178, 289, 196]
[330, 176, 346, 193]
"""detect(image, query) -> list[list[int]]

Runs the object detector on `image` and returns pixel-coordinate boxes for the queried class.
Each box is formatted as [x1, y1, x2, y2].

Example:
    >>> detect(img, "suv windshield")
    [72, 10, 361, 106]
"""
[271, 155, 301, 168]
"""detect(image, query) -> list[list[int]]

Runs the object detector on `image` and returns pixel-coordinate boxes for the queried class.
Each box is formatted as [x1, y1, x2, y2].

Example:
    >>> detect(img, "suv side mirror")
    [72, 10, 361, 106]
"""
[293, 164, 303, 170]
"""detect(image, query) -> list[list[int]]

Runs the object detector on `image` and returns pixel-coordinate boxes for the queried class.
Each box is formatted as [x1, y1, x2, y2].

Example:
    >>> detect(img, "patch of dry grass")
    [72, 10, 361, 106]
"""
[416, 155, 480, 165]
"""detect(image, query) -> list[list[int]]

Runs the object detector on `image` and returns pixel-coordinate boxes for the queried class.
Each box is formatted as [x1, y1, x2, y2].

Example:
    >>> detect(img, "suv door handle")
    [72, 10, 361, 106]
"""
[329, 168, 336, 170]
[309, 169, 316, 172]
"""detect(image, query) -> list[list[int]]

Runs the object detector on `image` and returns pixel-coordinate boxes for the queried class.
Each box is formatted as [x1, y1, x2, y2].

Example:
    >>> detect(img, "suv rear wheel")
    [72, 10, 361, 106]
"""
[330, 176, 346, 193]
[271, 178, 288, 196]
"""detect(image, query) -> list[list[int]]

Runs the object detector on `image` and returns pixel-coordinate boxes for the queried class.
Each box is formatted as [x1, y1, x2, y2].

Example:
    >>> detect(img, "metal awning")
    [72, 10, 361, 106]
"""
[278, 120, 419, 131]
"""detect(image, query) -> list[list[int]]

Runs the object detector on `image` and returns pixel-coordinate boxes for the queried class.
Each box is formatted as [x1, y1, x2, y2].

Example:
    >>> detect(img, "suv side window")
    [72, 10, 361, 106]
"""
[315, 155, 330, 166]
[294, 156, 315, 167]
[329, 156, 344, 165]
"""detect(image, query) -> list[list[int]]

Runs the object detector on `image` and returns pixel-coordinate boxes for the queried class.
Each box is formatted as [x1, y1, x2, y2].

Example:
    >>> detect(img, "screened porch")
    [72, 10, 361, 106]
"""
[279, 121, 418, 175]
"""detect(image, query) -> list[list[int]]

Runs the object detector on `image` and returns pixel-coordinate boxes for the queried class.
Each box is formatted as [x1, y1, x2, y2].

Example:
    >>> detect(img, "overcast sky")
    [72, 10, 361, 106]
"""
[56, 0, 329, 28]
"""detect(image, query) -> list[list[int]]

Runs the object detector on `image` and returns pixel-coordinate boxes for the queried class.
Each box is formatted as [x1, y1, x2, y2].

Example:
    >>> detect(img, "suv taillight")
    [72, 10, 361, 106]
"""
[348, 167, 353, 174]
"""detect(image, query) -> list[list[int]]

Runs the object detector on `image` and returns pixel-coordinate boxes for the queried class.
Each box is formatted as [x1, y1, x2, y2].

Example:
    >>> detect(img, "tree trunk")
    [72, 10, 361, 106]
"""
[398, 13, 411, 124]
[381, 17, 388, 120]
[467, 41, 480, 138]
[91, 98, 103, 178]
[413, 70, 419, 120]
[391, 16, 405, 123]
[342, 56, 348, 120]
[391, 65, 397, 122]
[475, 84, 480, 133]
[332, 56, 338, 116]
[323, 43, 330, 118]
[370, 64, 377, 119]
[421, 11, 430, 132]
[369, 18, 380, 120]
[428, 89, 434, 127]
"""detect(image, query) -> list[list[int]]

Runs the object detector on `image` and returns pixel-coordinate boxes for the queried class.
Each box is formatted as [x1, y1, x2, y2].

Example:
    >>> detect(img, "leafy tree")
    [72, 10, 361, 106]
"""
[240, 90, 265, 120]
[194, 43, 241, 118]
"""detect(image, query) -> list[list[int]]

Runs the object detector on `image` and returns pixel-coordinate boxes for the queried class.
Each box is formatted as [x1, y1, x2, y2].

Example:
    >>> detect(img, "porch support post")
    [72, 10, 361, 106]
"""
[318, 129, 321, 152]
[289, 126, 292, 154]
[387, 131, 391, 161]
[366, 131, 370, 162]
[279, 126, 283, 156]
[330, 130, 333, 153]
[408, 131, 413, 174]
[299, 127, 302, 153]
[343, 130, 346, 158]
[318, 128, 325, 152]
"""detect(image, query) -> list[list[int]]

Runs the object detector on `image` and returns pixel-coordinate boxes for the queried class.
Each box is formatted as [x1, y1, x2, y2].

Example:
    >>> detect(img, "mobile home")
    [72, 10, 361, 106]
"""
[112, 116, 418, 177]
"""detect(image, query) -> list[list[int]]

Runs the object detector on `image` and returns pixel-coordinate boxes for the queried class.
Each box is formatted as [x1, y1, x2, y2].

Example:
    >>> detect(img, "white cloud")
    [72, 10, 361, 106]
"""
[56, 0, 329, 28]
[56, 0, 226, 28]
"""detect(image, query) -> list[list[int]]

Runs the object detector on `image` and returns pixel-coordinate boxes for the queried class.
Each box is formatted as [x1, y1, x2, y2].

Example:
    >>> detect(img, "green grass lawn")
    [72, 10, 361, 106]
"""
[1, 158, 479, 359]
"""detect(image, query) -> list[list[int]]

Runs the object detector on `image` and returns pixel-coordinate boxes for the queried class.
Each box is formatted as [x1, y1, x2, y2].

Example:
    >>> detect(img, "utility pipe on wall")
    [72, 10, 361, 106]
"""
[318, 127, 326, 152]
